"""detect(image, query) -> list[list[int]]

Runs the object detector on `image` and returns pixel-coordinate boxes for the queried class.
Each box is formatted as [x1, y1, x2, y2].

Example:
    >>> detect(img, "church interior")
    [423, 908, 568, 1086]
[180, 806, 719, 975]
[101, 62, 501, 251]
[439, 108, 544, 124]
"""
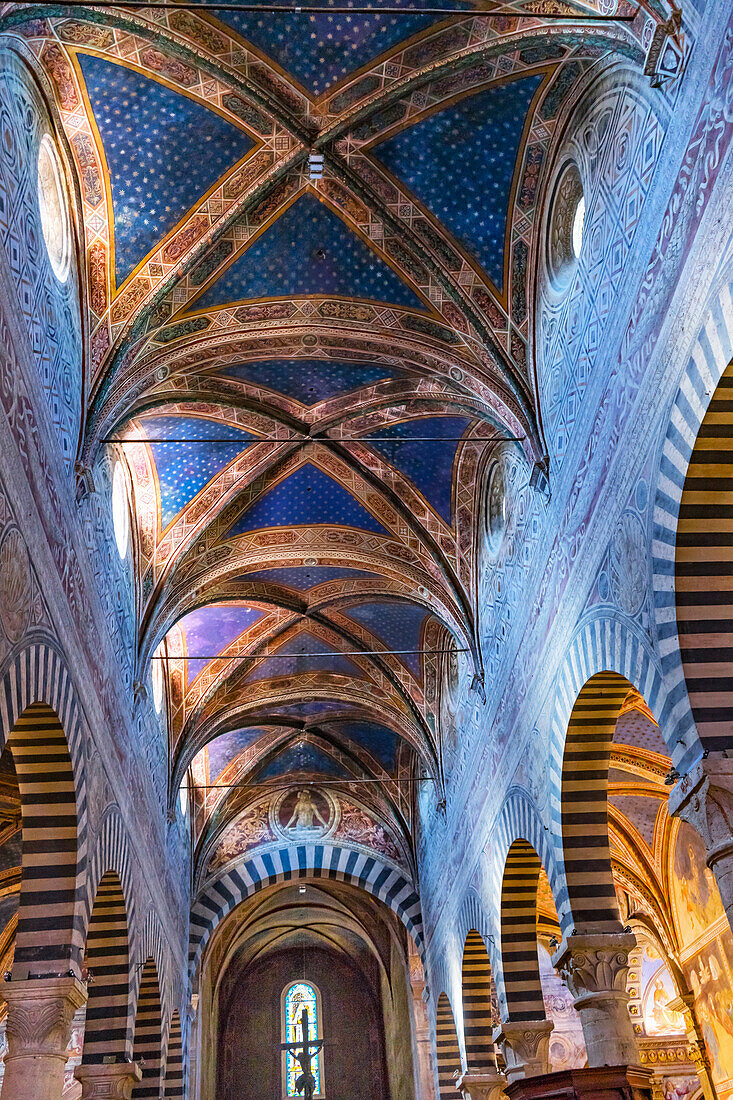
[0, 0, 731, 1097]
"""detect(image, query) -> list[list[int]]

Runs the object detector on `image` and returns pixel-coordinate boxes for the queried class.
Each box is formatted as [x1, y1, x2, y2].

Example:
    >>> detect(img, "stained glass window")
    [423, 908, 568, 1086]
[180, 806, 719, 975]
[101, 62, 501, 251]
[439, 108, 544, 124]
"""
[282, 982, 323, 1098]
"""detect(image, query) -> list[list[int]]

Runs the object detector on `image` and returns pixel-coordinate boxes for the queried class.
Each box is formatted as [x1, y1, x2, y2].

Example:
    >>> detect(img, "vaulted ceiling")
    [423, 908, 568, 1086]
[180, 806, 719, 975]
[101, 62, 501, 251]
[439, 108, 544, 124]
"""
[2, 0, 651, 871]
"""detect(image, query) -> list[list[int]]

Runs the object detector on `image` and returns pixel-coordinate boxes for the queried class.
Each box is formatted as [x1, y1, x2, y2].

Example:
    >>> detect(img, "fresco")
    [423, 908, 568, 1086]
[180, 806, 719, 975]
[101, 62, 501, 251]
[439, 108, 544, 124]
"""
[639, 945, 685, 1036]
[207, 799, 275, 872]
[334, 800, 402, 864]
[672, 822, 733, 1098]
[177, 603, 264, 684]
[672, 822, 725, 947]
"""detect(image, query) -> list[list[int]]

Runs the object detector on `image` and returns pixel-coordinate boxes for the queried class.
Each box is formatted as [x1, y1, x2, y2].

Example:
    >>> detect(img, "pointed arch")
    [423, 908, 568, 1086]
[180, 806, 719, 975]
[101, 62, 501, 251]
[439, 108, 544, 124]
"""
[9, 702, 83, 977]
[559, 671, 631, 935]
[81, 870, 133, 1064]
[435, 992, 462, 1100]
[500, 840, 545, 1022]
[461, 931, 496, 1071]
[164, 1010, 184, 1098]
[132, 957, 163, 1099]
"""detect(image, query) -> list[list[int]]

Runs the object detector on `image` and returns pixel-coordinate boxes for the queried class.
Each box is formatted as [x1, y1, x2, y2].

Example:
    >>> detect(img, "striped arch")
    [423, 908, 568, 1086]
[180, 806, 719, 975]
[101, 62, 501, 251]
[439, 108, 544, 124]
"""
[189, 843, 422, 980]
[436, 992, 463, 1100]
[81, 871, 133, 1064]
[490, 790, 561, 1020]
[499, 841, 545, 1022]
[0, 642, 89, 976]
[461, 931, 496, 1071]
[138, 909, 172, 1027]
[547, 617, 667, 933]
[85, 809, 137, 949]
[164, 1010, 184, 1099]
[652, 275, 733, 762]
[558, 671, 631, 935]
[132, 957, 163, 1100]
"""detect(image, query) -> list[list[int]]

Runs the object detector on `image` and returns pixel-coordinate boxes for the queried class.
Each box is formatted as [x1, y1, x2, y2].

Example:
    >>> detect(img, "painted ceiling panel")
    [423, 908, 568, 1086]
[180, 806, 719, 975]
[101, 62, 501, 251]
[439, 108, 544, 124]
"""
[220, 358, 398, 404]
[243, 630, 364, 682]
[242, 565, 377, 589]
[330, 721, 400, 771]
[227, 463, 390, 537]
[609, 793, 663, 849]
[256, 742, 350, 779]
[373, 75, 543, 288]
[178, 602, 264, 683]
[342, 601, 428, 675]
[368, 415, 471, 522]
[76, 53, 255, 285]
[614, 709, 668, 755]
[206, 727, 271, 783]
[139, 415, 255, 529]
[208, 0, 465, 96]
[193, 193, 425, 310]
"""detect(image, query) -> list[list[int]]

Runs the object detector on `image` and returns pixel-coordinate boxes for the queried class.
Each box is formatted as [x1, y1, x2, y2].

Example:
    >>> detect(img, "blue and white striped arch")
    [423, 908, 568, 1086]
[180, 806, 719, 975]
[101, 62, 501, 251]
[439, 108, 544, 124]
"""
[189, 842, 423, 979]
[652, 275, 733, 768]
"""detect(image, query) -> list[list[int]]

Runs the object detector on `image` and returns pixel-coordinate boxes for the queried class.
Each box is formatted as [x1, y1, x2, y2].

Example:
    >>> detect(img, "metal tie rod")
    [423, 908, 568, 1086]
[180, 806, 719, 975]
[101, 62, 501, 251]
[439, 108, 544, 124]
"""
[105, 435, 524, 443]
[152, 647, 469, 657]
[14, 1, 639, 15]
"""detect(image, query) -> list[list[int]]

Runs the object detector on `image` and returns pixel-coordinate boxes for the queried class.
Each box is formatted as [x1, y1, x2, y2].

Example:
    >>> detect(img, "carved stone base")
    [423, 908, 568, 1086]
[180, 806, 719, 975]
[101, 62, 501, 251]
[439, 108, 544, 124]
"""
[0, 976, 87, 1100]
[456, 1069, 509, 1100]
[494, 1021, 554, 1082]
[75, 1063, 142, 1099]
[505, 1065, 653, 1100]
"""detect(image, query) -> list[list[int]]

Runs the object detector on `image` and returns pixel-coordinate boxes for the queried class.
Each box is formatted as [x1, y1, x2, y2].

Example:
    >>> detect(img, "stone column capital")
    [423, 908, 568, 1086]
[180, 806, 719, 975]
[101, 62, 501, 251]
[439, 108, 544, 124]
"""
[2, 976, 87, 1060]
[669, 757, 733, 869]
[552, 933, 636, 1001]
[75, 1062, 143, 1099]
[456, 1069, 508, 1100]
[493, 1020, 554, 1082]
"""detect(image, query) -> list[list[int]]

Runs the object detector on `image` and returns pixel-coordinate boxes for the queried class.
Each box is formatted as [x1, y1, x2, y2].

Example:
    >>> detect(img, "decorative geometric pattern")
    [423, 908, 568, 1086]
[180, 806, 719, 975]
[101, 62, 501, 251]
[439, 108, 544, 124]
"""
[241, 565, 376, 588]
[373, 77, 543, 289]
[331, 721, 399, 771]
[227, 463, 391, 537]
[220, 358, 398, 404]
[76, 52, 254, 284]
[138, 415, 254, 529]
[193, 193, 424, 310]
[242, 630, 363, 682]
[256, 742, 350, 779]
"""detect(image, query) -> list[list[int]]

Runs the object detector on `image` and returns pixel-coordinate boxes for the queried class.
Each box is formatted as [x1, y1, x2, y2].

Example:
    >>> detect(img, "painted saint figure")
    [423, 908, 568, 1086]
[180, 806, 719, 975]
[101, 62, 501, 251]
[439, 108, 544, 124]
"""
[286, 790, 328, 831]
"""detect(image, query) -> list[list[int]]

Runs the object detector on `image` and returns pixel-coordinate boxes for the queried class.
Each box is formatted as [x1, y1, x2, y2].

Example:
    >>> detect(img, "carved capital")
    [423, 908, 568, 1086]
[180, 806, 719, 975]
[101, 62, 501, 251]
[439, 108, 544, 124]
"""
[669, 758, 733, 870]
[3, 976, 87, 1059]
[552, 933, 636, 1001]
[456, 1069, 508, 1100]
[75, 1062, 142, 1099]
[493, 1020, 554, 1082]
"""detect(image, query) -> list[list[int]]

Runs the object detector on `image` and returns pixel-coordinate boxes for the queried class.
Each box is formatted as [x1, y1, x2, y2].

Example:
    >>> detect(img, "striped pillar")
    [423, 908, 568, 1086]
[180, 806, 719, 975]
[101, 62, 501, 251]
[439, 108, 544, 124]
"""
[132, 960, 163, 1100]
[0, 975, 87, 1100]
[461, 932, 496, 1072]
[436, 993, 462, 1100]
[164, 1012, 184, 1099]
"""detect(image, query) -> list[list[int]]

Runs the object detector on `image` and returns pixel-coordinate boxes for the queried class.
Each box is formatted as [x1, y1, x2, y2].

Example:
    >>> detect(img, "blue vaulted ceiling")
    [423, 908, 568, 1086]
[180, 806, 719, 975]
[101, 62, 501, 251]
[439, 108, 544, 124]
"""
[373, 76, 543, 288]
[343, 601, 429, 676]
[220, 359, 399, 404]
[206, 727, 272, 783]
[76, 53, 255, 285]
[208, 0, 467, 97]
[243, 630, 363, 682]
[368, 415, 472, 523]
[227, 463, 390, 538]
[179, 603, 264, 683]
[192, 193, 425, 311]
[242, 566, 377, 589]
[257, 743, 350, 780]
[330, 721, 400, 771]
[139, 415, 254, 530]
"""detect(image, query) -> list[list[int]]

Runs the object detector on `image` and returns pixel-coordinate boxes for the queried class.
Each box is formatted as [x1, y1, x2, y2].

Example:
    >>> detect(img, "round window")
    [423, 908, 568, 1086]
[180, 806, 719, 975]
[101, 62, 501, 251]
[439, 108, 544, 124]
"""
[547, 162, 585, 291]
[37, 134, 71, 283]
[485, 460, 507, 553]
[112, 461, 130, 559]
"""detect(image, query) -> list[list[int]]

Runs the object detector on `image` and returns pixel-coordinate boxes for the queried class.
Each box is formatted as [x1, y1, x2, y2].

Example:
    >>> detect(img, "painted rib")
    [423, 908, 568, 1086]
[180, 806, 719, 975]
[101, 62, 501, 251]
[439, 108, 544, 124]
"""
[132, 958, 163, 1100]
[462, 931, 496, 1070]
[82, 871, 132, 1064]
[436, 992, 462, 1100]
[500, 840, 545, 1021]
[561, 672, 629, 932]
